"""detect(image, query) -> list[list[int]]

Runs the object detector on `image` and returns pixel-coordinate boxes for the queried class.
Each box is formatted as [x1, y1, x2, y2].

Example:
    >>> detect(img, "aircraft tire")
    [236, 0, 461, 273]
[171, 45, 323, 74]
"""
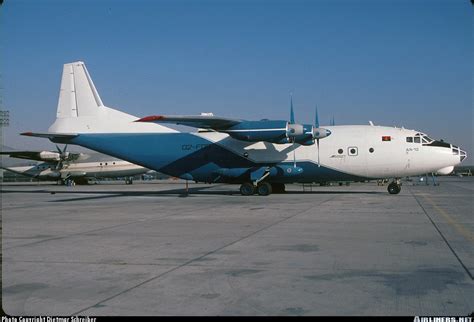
[257, 182, 272, 196]
[240, 182, 255, 196]
[387, 182, 401, 194]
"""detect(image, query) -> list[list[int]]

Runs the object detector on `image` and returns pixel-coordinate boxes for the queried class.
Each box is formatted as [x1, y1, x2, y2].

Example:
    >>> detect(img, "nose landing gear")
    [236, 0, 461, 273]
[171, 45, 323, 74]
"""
[387, 180, 401, 194]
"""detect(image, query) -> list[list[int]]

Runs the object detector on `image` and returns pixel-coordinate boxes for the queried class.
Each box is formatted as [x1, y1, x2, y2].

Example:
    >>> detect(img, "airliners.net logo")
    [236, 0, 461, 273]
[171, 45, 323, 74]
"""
[414, 317, 472, 322]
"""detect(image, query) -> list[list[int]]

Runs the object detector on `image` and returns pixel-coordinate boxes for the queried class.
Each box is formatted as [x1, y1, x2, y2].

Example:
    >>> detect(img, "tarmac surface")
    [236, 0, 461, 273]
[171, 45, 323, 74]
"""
[1, 177, 473, 316]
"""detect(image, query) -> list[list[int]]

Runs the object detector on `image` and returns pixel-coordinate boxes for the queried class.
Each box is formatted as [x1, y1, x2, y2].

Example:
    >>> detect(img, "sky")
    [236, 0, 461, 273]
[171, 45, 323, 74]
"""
[1, 0, 472, 163]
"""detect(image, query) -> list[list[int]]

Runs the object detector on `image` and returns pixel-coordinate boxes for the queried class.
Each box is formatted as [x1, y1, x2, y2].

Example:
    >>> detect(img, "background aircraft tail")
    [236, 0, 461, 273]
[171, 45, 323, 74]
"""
[48, 61, 176, 134]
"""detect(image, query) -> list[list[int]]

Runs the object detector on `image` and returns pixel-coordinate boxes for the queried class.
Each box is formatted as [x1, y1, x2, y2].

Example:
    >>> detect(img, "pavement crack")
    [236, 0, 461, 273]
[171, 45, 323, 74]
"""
[71, 195, 338, 315]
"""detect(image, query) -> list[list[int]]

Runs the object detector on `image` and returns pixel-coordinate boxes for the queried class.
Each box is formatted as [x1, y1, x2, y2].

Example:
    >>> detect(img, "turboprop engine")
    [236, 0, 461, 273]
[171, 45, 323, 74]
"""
[223, 120, 305, 144]
[292, 124, 332, 146]
[38, 151, 61, 161]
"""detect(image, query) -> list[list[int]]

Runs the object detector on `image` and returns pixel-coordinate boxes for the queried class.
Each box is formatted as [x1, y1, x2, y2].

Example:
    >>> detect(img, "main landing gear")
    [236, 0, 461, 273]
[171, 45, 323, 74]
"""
[239, 182, 285, 196]
[387, 179, 401, 195]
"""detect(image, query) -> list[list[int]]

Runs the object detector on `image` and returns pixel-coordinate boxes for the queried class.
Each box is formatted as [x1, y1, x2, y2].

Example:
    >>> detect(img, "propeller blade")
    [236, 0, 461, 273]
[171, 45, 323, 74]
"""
[290, 94, 297, 167]
[290, 94, 295, 124]
[55, 144, 62, 154]
[315, 105, 319, 128]
[293, 141, 297, 168]
[317, 139, 321, 167]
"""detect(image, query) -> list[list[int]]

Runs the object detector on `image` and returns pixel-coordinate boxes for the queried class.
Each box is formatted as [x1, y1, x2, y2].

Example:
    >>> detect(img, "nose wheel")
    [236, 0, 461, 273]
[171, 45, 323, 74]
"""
[387, 181, 401, 194]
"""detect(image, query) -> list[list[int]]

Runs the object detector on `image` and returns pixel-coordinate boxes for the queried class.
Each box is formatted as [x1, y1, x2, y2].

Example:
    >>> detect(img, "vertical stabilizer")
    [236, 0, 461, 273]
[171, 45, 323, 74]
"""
[57, 62, 104, 118]
[49, 61, 177, 134]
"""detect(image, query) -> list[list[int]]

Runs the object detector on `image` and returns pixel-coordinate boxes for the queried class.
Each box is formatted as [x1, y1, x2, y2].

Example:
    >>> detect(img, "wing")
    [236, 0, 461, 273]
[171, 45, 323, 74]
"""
[135, 115, 242, 130]
[0, 151, 46, 162]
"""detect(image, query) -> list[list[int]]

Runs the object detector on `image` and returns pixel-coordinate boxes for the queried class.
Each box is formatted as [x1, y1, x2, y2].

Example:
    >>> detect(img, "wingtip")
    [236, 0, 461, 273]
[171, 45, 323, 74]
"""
[20, 132, 33, 136]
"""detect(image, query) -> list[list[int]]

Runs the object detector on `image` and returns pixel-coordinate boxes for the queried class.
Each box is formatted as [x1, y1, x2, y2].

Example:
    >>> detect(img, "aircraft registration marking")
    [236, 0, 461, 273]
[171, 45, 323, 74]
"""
[181, 144, 210, 151]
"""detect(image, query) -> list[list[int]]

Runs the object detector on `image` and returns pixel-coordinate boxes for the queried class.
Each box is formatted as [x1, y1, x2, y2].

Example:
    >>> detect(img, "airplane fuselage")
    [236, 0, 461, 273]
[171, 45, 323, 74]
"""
[4, 160, 148, 181]
[62, 125, 465, 185]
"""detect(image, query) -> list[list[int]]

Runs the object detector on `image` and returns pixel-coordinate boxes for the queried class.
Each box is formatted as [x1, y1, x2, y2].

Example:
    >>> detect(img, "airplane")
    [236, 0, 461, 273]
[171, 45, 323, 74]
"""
[1, 145, 150, 185]
[21, 61, 467, 195]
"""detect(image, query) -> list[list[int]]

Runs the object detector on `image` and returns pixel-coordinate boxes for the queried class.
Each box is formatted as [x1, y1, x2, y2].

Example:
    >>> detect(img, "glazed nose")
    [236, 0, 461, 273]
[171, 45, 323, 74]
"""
[451, 145, 467, 163]
[460, 149, 467, 162]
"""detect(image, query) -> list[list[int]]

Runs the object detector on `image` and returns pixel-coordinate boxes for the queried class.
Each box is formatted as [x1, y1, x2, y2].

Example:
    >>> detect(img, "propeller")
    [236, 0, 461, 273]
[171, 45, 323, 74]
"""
[315, 106, 321, 167]
[311, 105, 332, 167]
[288, 96, 331, 168]
[54, 144, 70, 170]
[290, 94, 297, 168]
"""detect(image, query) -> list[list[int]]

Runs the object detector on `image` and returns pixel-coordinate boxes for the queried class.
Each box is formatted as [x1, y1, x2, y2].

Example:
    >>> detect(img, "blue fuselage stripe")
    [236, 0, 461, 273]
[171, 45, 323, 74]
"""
[70, 133, 367, 183]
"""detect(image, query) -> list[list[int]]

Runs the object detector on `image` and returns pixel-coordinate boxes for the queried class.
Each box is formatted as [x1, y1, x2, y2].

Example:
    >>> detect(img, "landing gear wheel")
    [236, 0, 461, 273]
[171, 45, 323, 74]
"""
[271, 183, 286, 193]
[387, 182, 401, 194]
[257, 182, 272, 196]
[240, 182, 256, 196]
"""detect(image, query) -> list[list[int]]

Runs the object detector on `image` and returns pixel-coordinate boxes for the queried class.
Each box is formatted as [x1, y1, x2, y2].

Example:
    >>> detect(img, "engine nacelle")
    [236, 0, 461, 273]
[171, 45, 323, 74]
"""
[224, 120, 304, 144]
[39, 151, 61, 161]
[312, 127, 331, 139]
[292, 125, 332, 145]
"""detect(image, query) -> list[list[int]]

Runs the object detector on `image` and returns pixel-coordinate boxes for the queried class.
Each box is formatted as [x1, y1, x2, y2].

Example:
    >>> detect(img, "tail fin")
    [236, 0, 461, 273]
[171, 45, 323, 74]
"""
[48, 61, 176, 134]
[57, 61, 103, 118]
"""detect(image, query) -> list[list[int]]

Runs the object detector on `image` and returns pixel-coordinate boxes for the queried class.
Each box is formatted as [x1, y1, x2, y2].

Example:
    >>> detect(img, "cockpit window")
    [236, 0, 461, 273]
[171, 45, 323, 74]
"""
[406, 137, 413, 143]
[414, 137, 421, 143]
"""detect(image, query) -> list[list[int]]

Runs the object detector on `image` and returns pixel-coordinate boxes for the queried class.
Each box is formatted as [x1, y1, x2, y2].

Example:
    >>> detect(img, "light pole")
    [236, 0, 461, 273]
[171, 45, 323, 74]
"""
[0, 109, 10, 182]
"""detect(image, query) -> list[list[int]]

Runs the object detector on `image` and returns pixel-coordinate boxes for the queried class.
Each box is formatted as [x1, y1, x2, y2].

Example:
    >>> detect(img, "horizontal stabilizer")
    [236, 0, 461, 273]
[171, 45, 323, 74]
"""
[21, 132, 78, 144]
[21, 132, 78, 139]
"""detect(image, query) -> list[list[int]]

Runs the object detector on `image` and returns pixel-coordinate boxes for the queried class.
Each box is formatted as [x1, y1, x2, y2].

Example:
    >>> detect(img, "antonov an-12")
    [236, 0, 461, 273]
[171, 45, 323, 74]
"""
[22, 62, 467, 195]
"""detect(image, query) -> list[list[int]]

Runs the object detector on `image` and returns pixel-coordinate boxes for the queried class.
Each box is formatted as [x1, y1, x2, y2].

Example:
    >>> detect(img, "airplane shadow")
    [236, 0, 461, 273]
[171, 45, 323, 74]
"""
[2, 185, 384, 203]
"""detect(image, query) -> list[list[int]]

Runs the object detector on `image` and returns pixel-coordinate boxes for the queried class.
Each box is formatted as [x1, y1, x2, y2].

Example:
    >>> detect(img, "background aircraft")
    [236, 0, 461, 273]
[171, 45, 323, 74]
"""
[1, 145, 150, 185]
[23, 62, 467, 195]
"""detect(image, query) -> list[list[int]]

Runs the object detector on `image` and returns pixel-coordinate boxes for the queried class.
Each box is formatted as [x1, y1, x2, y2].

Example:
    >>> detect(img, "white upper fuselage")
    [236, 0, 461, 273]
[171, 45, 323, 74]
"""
[197, 124, 464, 179]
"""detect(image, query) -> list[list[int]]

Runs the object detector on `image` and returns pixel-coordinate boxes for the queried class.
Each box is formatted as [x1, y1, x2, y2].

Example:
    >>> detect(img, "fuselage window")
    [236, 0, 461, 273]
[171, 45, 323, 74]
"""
[406, 137, 413, 143]
[414, 137, 421, 143]
[348, 147, 358, 156]
[369, 148, 374, 153]
[338, 148, 343, 154]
